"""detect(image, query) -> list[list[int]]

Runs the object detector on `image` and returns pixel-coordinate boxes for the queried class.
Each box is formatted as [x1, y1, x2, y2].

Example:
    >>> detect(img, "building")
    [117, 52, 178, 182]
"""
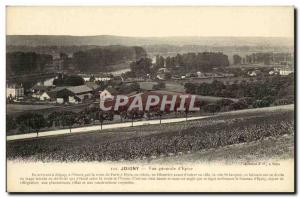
[31, 85, 54, 99]
[279, 69, 293, 76]
[79, 74, 112, 82]
[85, 82, 101, 92]
[45, 85, 93, 104]
[99, 87, 117, 101]
[7, 84, 24, 99]
[39, 92, 51, 101]
[46, 87, 69, 103]
[66, 85, 93, 104]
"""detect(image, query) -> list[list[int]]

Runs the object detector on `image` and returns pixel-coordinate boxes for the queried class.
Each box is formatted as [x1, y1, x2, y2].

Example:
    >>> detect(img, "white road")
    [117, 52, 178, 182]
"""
[7, 116, 208, 141]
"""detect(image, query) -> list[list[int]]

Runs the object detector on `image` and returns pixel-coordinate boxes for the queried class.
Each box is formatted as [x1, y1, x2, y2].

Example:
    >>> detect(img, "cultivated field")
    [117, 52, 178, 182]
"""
[7, 105, 294, 162]
[150, 133, 294, 164]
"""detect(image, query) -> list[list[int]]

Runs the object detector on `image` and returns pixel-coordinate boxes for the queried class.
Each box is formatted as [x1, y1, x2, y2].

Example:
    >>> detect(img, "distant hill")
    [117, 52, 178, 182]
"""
[7, 35, 294, 47]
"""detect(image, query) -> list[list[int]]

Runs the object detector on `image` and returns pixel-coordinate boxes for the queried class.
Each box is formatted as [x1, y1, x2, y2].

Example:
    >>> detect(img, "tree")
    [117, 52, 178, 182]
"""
[97, 111, 105, 130]
[61, 111, 77, 133]
[204, 104, 221, 114]
[6, 115, 16, 131]
[16, 113, 46, 136]
[53, 74, 85, 86]
[31, 114, 46, 136]
[72, 46, 147, 72]
[7, 52, 52, 75]
[164, 52, 229, 72]
[233, 55, 242, 65]
[155, 55, 165, 68]
[47, 111, 62, 128]
[130, 58, 152, 76]
[252, 100, 271, 108]
[184, 83, 197, 94]
[89, 75, 96, 82]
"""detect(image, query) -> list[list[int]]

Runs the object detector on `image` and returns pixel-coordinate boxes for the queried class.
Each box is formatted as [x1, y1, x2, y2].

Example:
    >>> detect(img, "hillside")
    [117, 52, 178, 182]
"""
[7, 35, 293, 47]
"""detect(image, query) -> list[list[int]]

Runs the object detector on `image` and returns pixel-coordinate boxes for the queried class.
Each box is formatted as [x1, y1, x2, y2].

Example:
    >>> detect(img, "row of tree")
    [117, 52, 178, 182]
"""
[7, 46, 147, 75]
[155, 52, 229, 72]
[233, 52, 293, 65]
[7, 101, 230, 135]
[73, 46, 147, 72]
[53, 73, 85, 86]
[184, 75, 294, 105]
[129, 52, 230, 77]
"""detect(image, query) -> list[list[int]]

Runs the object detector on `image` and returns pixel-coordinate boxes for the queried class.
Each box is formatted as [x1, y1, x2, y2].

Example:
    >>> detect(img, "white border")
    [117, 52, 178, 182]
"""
[0, 1, 298, 197]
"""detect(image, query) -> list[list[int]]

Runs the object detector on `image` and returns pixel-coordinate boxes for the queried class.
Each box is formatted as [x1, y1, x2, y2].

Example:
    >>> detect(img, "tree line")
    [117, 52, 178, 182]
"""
[156, 52, 229, 72]
[128, 52, 230, 77]
[6, 46, 147, 75]
[233, 52, 293, 65]
[7, 52, 53, 75]
[184, 74, 294, 107]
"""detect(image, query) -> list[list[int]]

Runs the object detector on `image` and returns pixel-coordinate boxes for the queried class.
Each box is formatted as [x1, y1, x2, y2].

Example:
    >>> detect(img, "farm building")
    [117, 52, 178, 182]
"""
[66, 85, 93, 103]
[46, 85, 93, 104]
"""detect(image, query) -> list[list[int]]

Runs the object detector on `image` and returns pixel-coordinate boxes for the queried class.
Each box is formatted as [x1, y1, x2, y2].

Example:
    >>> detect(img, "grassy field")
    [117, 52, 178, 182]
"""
[138, 81, 185, 92]
[6, 104, 57, 115]
[7, 105, 294, 162]
[6, 103, 92, 116]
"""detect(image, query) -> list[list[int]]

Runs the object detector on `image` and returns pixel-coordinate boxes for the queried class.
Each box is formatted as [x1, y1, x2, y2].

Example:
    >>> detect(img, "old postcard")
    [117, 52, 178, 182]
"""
[6, 6, 295, 192]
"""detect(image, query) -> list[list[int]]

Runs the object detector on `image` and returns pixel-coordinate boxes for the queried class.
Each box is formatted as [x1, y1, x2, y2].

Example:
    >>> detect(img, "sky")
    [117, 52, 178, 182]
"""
[6, 6, 294, 38]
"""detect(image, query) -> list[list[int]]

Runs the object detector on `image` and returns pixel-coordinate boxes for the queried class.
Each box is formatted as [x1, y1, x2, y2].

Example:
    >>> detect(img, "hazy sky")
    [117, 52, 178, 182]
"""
[6, 6, 294, 37]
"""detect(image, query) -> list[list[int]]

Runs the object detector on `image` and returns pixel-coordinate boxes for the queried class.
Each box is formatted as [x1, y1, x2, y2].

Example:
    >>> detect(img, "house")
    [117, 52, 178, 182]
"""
[248, 71, 257, 77]
[99, 87, 117, 101]
[66, 85, 93, 103]
[46, 85, 93, 104]
[46, 87, 69, 103]
[31, 85, 54, 99]
[39, 92, 51, 101]
[85, 82, 101, 92]
[279, 69, 293, 76]
[7, 84, 24, 99]
[79, 74, 112, 82]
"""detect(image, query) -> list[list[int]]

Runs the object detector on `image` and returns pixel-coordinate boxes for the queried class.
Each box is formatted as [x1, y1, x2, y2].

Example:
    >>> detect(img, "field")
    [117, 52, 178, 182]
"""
[138, 81, 185, 92]
[6, 104, 56, 115]
[150, 133, 294, 164]
[7, 105, 294, 162]
[6, 103, 92, 116]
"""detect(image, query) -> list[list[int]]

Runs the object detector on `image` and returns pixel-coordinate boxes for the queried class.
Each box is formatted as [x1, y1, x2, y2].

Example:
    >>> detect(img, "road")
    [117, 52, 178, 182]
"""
[6, 116, 209, 141]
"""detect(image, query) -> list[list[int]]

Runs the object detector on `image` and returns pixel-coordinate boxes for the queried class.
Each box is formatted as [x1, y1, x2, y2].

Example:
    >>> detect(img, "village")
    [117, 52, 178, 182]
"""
[6, 63, 293, 106]
[6, 48, 294, 138]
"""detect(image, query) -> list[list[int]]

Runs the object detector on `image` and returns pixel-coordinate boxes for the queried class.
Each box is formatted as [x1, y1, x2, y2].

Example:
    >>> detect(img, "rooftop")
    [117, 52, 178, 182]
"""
[67, 85, 93, 94]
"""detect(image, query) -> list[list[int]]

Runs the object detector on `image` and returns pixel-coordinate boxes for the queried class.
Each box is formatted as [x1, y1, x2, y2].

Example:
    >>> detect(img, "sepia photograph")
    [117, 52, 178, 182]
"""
[5, 6, 295, 193]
